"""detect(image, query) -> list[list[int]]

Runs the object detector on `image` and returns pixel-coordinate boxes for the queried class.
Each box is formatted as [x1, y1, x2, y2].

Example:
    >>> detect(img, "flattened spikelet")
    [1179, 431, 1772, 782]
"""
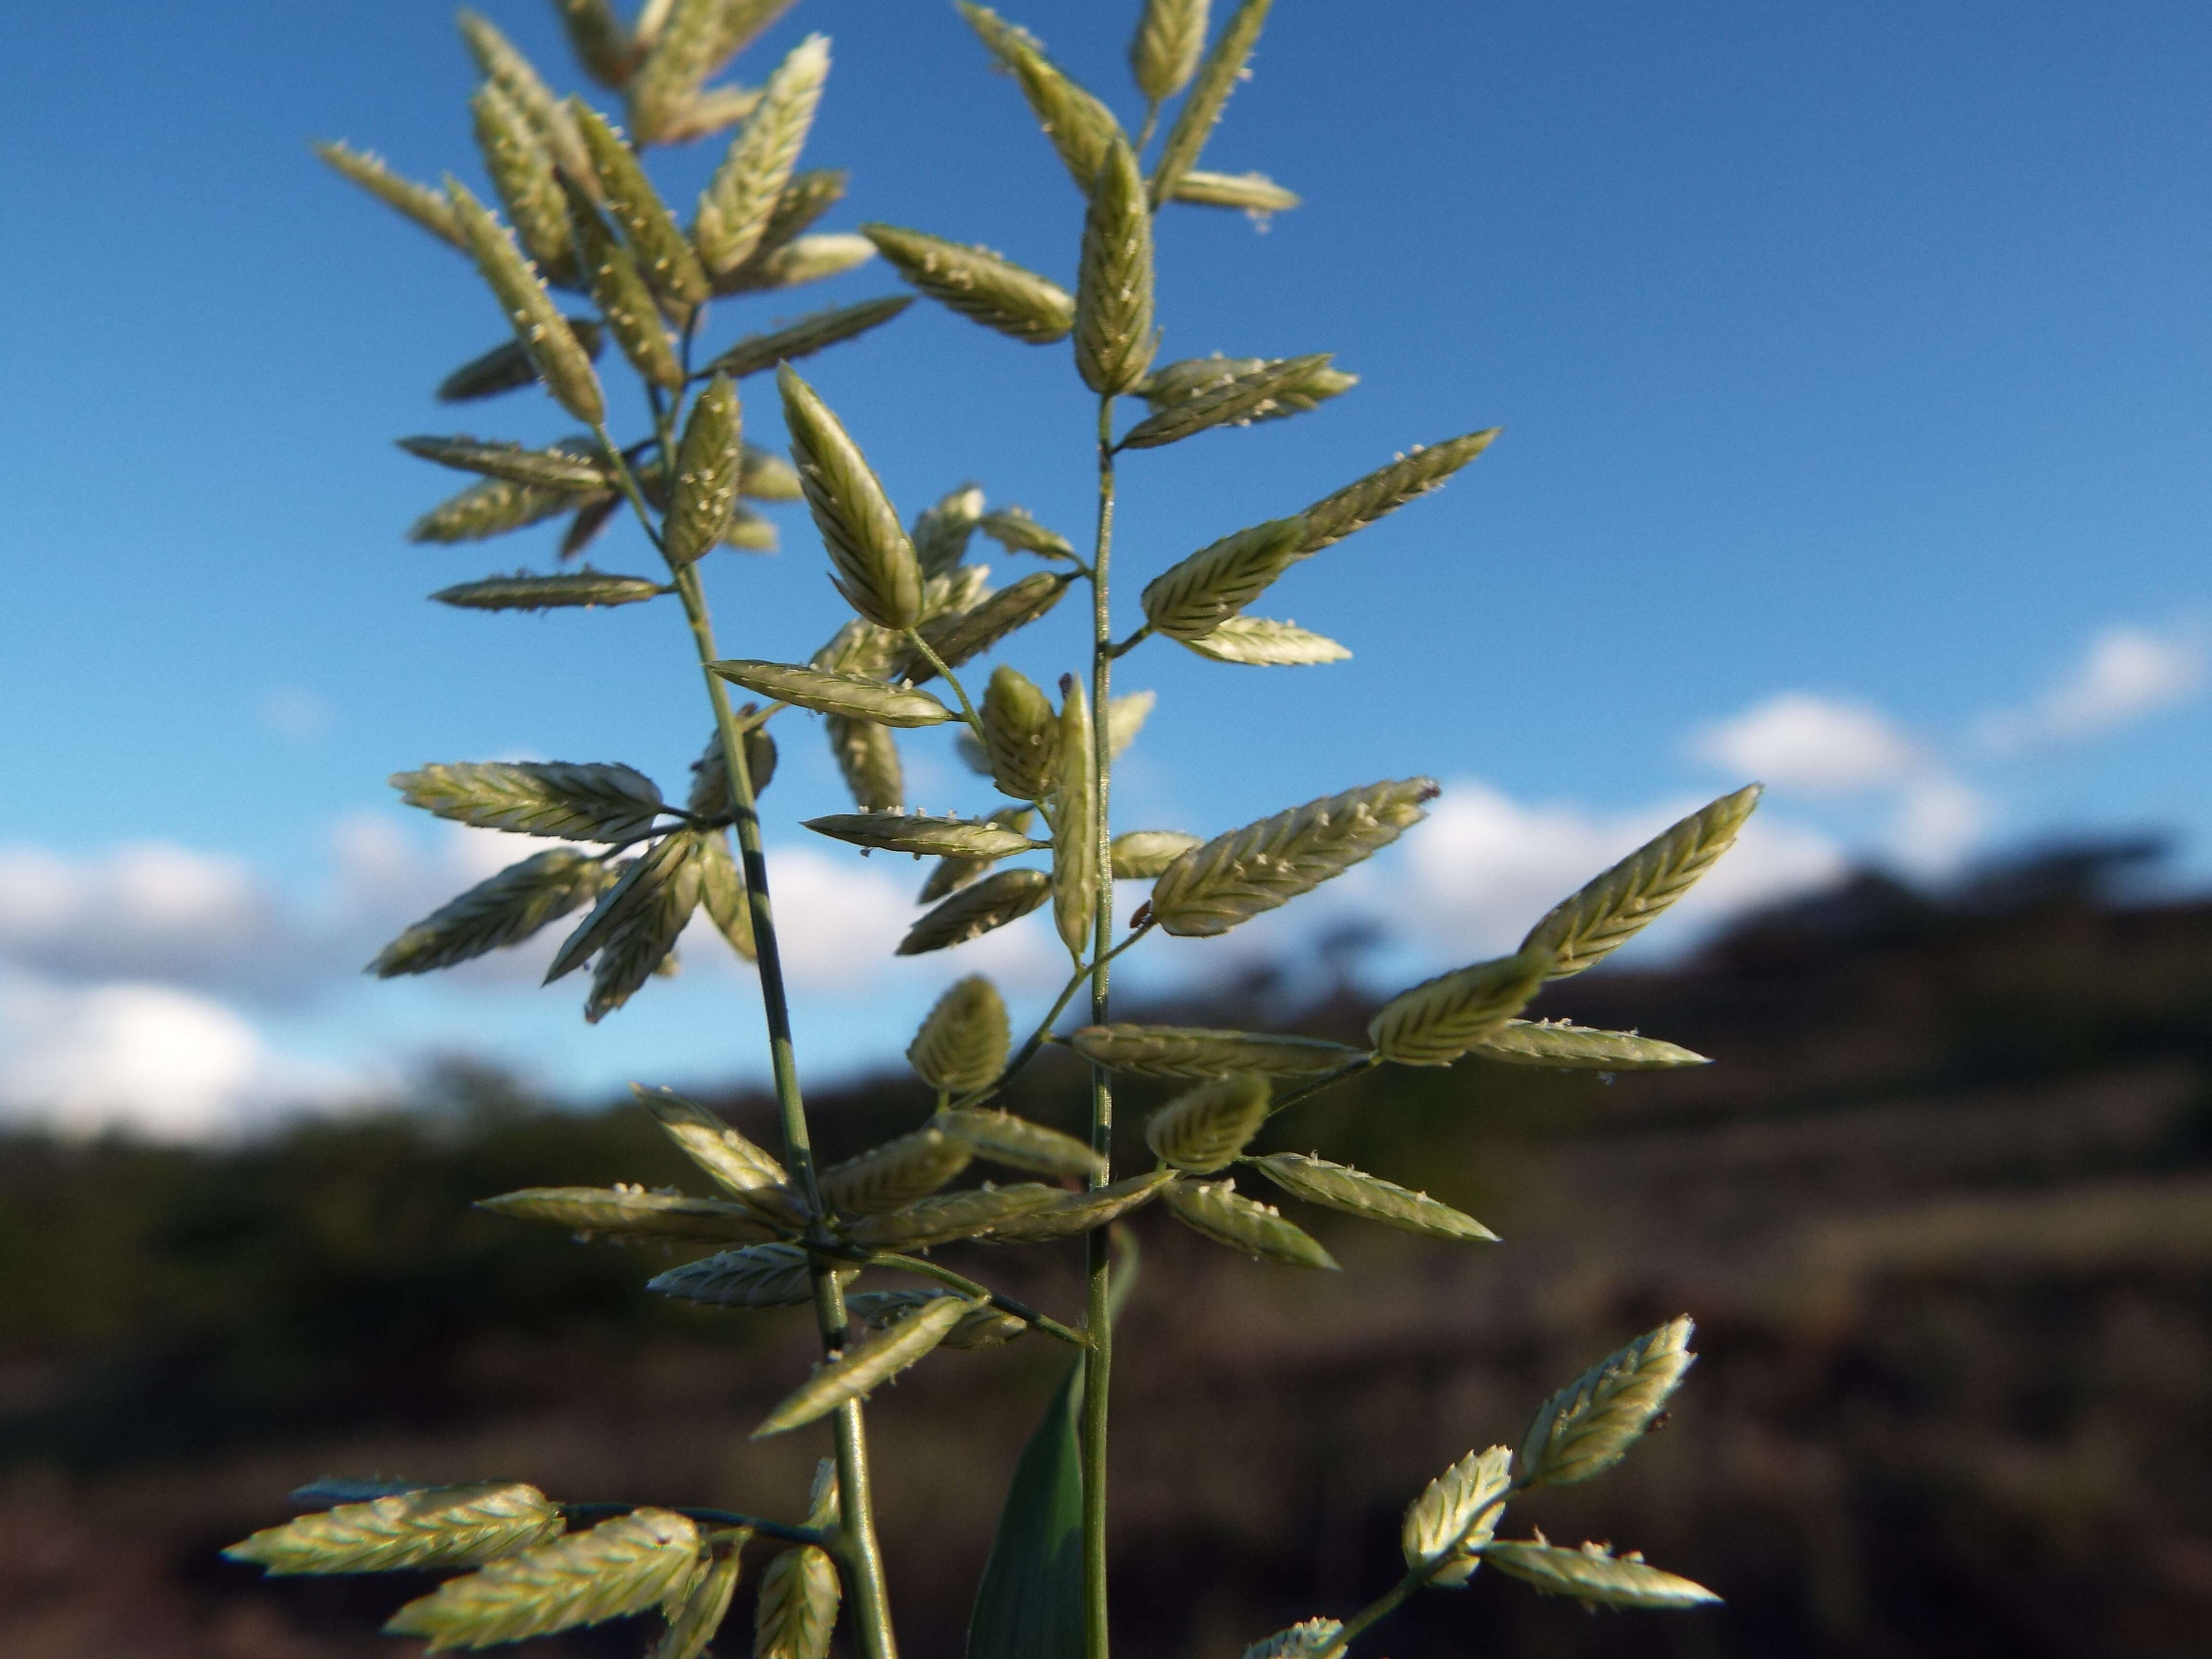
[958, 5, 1121, 192]
[939, 1109, 1105, 1178]
[1521, 786, 1761, 979]
[978, 505, 1076, 560]
[906, 975, 1009, 1094]
[1139, 516, 1309, 640]
[1169, 169, 1300, 214]
[383, 1508, 703, 1650]
[437, 321, 603, 402]
[898, 867, 1052, 954]
[862, 225, 1074, 343]
[1368, 945, 1552, 1067]
[778, 364, 924, 630]
[477, 1186, 779, 1243]
[445, 179, 606, 426]
[392, 760, 664, 842]
[647, 1242, 816, 1307]
[1150, 778, 1435, 937]
[700, 295, 912, 379]
[694, 35, 829, 273]
[752, 1295, 975, 1437]
[1145, 1073, 1270, 1172]
[399, 434, 612, 490]
[842, 1182, 1063, 1249]
[654, 1551, 742, 1659]
[572, 101, 711, 310]
[1401, 1445, 1512, 1586]
[752, 1543, 839, 1659]
[224, 1483, 565, 1575]
[898, 573, 1071, 682]
[716, 230, 873, 292]
[1482, 1539, 1720, 1610]
[665, 373, 743, 567]
[981, 665, 1059, 800]
[472, 82, 578, 284]
[1298, 429, 1500, 553]
[1253, 1153, 1496, 1241]
[805, 812, 1035, 859]
[1117, 354, 1343, 449]
[1162, 1177, 1336, 1269]
[1051, 681, 1097, 956]
[1069, 1024, 1363, 1079]
[628, 0, 796, 145]
[1519, 1317, 1697, 1488]
[978, 1169, 1175, 1241]
[1129, 0, 1210, 102]
[315, 140, 462, 248]
[826, 715, 904, 810]
[1074, 133, 1155, 395]
[458, 10, 599, 197]
[1150, 0, 1272, 203]
[1241, 1619, 1345, 1659]
[819, 1127, 973, 1215]
[553, 0, 636, 90]
[370, 849, 613, 976]
[709, 660, 952, 726]
[1472, 1020, 1710, 1070]
[1111, 830, 1201, 879]
[1179, 616, 1349, 666]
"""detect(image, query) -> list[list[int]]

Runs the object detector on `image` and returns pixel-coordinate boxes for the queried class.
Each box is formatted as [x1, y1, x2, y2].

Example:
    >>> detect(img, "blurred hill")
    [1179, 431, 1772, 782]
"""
[2, 843, 2208, 1659]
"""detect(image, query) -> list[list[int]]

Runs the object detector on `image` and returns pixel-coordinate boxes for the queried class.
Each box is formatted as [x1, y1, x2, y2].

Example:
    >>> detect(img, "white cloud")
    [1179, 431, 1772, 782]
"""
[260, 685, 334, 741]
[0, 972, 381, 1140]
[1693, 693, 1918, 793]
[1386, 781, 1850, 961]
[1890, 776, 1987, 874]
[1978, 624, 2207, 753]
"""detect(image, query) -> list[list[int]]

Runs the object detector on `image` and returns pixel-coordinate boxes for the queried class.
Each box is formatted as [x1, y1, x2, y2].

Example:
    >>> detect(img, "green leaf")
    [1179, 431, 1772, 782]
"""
[1251, 1153, 1497, 1242]
[384, 1507, 704, 1651]
[224, 1483, 565, 1575]
[962, 1233, 1143, 1659]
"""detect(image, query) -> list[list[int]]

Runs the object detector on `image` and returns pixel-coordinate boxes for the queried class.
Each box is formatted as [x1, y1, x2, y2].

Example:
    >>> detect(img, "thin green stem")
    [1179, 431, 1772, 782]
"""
[902, 629, 984, 734]
[855, 1253, 1092, 1349]
[1134, 97, 1163, 156]
[1324, 1485, 1523, 1657]
[1081, 389, 1118, 1659]
[664, 556, 899, 1659]
[1265, 1052, 1384, 1118]
[944, 921, 1153, 1117]
[559, 1503, 822, 1549]
[1106, 623, 1151, 659]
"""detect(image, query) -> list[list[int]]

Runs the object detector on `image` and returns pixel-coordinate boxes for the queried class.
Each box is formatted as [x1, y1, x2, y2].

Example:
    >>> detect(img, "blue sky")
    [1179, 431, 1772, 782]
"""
[3, 1, 2208, 1135]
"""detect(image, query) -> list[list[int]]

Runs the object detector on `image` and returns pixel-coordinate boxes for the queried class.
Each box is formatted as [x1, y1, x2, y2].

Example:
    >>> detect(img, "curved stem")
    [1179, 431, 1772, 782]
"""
[560, 1503, 823, 1549]
[1265, 1053, 1384, 1118]
[666, 558, 900, 1659]
[1323, 1486, 1523, 1657]
[947, 922, 1154, 1116]
[1081, 389, 1118, 1659]
[902, 629, 984, 734]
[857, 1253, 1092, 1349]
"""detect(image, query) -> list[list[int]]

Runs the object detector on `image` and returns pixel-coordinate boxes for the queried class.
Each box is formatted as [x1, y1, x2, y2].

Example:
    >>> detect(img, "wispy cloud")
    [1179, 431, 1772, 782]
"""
[1692, 693, 1919, 793]
[1977, 623, 2207, 753]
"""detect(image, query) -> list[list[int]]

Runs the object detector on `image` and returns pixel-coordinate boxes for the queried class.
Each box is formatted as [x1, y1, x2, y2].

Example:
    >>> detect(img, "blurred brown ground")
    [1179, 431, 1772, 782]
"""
[3, 850, 2208, 1658]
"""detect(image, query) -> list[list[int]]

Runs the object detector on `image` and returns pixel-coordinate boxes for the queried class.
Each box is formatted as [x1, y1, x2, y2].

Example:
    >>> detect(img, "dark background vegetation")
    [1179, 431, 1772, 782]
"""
[3, 846, 2209, 1659]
